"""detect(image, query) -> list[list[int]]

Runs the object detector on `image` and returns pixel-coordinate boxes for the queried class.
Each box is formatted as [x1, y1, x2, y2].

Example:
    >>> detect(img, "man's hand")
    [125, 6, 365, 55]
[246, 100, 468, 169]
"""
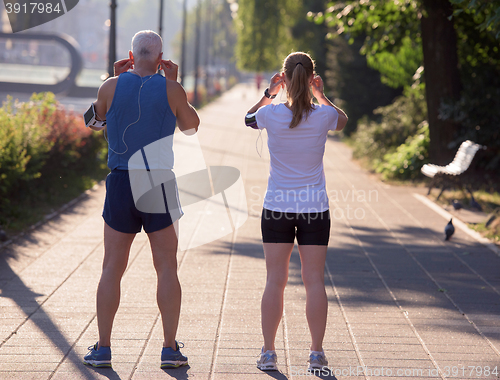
[160, 60, 179, 81]
[114, 58, 133, 77]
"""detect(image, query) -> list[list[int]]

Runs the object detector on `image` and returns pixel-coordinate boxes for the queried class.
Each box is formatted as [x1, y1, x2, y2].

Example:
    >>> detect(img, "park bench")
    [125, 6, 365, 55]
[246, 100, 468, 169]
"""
[421, 140, 486, 200]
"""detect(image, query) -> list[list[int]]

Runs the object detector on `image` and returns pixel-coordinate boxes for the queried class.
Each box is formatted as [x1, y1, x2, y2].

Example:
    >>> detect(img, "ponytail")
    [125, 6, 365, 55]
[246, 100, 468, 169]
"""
[283, 52, 314, 129]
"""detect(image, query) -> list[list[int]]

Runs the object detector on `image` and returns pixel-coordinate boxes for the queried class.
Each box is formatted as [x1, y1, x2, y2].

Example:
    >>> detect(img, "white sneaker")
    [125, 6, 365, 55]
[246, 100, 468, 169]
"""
[257, 347, 278, 371]
[308, 350, 328, 371]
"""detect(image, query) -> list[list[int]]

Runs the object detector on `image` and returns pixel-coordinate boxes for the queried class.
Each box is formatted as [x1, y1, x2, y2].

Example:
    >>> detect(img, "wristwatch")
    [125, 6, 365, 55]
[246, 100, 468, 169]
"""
[264, 88, 277, 99]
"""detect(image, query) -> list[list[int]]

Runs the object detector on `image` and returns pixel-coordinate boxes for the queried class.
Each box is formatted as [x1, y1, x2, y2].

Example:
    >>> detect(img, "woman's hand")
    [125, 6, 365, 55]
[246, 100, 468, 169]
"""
[160, 59, 179, 81]
[268, 72, 284, 96]
[311, 75, 324, 99]
[113, 58, 133, 76]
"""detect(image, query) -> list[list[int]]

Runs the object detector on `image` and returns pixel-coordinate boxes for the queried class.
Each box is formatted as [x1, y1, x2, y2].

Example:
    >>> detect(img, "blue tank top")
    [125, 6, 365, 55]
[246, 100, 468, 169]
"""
[106, 72, 176, 170]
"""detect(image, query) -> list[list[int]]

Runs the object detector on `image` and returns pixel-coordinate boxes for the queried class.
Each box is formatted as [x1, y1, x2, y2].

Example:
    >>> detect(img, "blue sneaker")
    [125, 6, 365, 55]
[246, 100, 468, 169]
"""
[161, 341, 188, 368]
[83, 342, 112, 368]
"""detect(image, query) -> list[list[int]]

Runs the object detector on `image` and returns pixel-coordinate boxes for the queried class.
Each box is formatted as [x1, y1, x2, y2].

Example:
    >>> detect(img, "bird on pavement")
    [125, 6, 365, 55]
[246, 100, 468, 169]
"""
[452, 200, 463, 210]
[445, 218, 455, 241]
[470, 194, 482, 211]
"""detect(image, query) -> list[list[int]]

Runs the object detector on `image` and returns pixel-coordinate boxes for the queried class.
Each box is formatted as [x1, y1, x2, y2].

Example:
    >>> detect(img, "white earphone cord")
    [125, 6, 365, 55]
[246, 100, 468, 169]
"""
[105, 75, 155, 155]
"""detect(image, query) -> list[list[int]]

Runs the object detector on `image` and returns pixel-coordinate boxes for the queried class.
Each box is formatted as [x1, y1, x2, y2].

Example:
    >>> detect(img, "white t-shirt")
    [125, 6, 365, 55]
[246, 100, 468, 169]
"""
[255, 103, 339, 213]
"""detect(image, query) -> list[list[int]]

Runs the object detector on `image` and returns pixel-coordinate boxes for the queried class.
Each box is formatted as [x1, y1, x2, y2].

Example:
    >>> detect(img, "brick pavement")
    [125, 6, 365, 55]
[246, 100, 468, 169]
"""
[0, 83, 499, 379]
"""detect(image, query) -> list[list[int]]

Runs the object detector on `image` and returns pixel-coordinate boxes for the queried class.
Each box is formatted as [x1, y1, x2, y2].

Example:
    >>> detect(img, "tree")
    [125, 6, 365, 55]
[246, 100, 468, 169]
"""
[317, 1, 461, 163]
[235, 0, 299, 72]
[420, 0, 461, 164]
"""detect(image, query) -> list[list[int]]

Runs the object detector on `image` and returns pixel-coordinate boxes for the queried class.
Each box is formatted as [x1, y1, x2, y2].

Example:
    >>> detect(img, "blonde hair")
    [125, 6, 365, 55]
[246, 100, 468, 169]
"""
[131, 30, 163, 62]
[283, 52, 315, 129]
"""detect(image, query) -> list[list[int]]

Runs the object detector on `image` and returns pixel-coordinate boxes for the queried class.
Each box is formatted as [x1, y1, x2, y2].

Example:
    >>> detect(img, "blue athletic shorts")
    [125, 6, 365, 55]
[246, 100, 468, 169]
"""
[102, 169, 180, 234]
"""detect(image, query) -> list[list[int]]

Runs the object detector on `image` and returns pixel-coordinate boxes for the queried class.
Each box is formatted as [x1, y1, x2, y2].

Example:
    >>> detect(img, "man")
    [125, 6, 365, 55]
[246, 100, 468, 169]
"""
[83, 30, 199, 369]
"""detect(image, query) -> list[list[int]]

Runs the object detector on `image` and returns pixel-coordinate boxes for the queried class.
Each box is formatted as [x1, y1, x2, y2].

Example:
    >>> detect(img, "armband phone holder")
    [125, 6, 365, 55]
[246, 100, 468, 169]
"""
[84, 103, 106, 129]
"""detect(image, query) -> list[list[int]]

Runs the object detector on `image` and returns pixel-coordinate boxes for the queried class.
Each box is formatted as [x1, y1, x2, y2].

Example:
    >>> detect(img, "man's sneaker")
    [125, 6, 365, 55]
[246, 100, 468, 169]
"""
[83, 342, 112, 368]
[257, 348, 278, 371]
[308, 350, 328, 371]
[161, 341, 188, 368]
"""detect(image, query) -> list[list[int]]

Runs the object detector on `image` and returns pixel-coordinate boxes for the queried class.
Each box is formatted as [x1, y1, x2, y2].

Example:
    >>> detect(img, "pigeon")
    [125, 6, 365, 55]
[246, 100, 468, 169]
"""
[445, 218, 455, 241]
[452, 200, 463, 210]
[470, 194, 482, 211]
[0, 228, 7, 242]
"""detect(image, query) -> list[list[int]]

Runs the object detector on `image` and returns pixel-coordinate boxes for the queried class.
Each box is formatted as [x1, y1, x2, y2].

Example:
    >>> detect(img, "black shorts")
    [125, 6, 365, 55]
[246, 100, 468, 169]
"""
[261, 208, 330, 245]
[102, 169, 181, 234]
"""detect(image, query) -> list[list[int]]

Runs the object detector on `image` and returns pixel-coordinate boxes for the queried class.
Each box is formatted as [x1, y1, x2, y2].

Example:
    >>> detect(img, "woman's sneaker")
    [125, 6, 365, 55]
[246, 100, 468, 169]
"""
[257, 348, 278, 371]
[161, 341, 188, 368]
[83, 342, 112, 368]
[308, 350, 328, 371]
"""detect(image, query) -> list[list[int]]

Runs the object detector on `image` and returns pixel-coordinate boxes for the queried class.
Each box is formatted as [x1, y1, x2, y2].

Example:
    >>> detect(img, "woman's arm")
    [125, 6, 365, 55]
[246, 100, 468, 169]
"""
[311, 75, 348, 131]
[246, 73, 284, 114]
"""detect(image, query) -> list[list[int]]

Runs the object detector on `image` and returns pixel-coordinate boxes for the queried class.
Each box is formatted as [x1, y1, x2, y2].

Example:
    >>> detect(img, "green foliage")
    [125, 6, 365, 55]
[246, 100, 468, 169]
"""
[375, 122, 429, 180]
[366, 36, 423, 88]
[235, 0, 299, 71]
[0, 93, 55, 206]
[351, 82, 427, 162]
[450, 0, 500, 38]
[316, 0, 422, 89]
[0, 93, 106, 227]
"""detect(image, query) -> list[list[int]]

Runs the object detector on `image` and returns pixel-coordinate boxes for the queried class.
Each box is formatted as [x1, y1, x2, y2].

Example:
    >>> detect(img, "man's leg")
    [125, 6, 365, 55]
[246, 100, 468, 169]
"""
[97, 223, 136, 347]
[148, 222, 180, 350]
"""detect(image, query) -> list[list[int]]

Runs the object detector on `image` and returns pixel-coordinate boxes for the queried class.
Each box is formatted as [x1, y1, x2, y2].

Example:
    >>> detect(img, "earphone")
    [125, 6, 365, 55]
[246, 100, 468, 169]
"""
[105, 74, 155, 155]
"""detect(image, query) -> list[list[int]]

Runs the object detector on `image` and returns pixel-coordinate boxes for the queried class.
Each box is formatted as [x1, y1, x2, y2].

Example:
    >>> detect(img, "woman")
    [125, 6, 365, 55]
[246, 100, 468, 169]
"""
[245, 52, 348, 371]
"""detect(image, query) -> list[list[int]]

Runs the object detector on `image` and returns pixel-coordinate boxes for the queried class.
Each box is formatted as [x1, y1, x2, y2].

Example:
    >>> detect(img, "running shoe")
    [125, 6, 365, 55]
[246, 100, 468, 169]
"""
[83, 342, 112, 368]
[308, 350, 328, 371]
[161, 341, 188, 368]
[257, 347, 278, 371]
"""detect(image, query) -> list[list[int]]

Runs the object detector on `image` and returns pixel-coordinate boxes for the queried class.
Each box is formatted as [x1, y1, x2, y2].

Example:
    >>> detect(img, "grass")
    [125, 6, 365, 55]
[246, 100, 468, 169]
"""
[2, 163, 109, 236]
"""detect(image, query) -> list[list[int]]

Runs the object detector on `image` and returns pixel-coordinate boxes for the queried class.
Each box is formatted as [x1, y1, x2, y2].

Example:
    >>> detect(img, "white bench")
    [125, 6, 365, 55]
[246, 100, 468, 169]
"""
[421, 140, 486, 199]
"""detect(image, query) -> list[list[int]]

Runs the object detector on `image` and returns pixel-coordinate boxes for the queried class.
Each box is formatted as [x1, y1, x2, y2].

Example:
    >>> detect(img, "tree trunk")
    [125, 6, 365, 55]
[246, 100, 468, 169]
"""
[421, 0, 462, 165]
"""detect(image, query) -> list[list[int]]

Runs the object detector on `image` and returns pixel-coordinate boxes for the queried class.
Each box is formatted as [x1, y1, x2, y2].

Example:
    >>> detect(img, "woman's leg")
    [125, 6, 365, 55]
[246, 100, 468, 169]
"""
[97, 223, 135, 347]
[261, 242, 294, 351]
[298, 245, 328, 352]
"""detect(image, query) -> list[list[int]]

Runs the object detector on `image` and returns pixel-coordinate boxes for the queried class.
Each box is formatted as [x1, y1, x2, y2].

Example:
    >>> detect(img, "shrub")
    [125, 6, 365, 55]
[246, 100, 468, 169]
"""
[375, 122, 430, 180]
[0, 93, 56, 208]
[350, 81, 427, 163]
[0, 92, 106, 226]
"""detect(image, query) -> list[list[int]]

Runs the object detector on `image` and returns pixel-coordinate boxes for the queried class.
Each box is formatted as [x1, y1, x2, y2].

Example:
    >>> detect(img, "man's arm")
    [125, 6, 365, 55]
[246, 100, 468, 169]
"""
[89, 77, 118, 131]
[167, 80, 200, 134]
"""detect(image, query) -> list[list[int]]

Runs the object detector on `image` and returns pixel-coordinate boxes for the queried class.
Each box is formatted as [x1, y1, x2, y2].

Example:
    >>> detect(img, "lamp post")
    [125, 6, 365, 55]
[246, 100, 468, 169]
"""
[204, 0, 212, 96]
[180, 0, 187, 86]
[108, 0, 117, 78]
[159, 0, 164, 39]
[193, 0, 201, 106]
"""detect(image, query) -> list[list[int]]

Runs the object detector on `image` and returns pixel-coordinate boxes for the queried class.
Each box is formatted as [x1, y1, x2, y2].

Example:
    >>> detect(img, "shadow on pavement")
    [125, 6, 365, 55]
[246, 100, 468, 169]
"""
[161, 365, 190, 379]
[211, 222, 500, 336]
[0, 245, 100, 379]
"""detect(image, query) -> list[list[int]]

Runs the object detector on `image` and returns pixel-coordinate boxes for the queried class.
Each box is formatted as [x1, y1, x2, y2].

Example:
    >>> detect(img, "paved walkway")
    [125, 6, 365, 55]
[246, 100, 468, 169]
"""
[1, 84, 499, 380]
